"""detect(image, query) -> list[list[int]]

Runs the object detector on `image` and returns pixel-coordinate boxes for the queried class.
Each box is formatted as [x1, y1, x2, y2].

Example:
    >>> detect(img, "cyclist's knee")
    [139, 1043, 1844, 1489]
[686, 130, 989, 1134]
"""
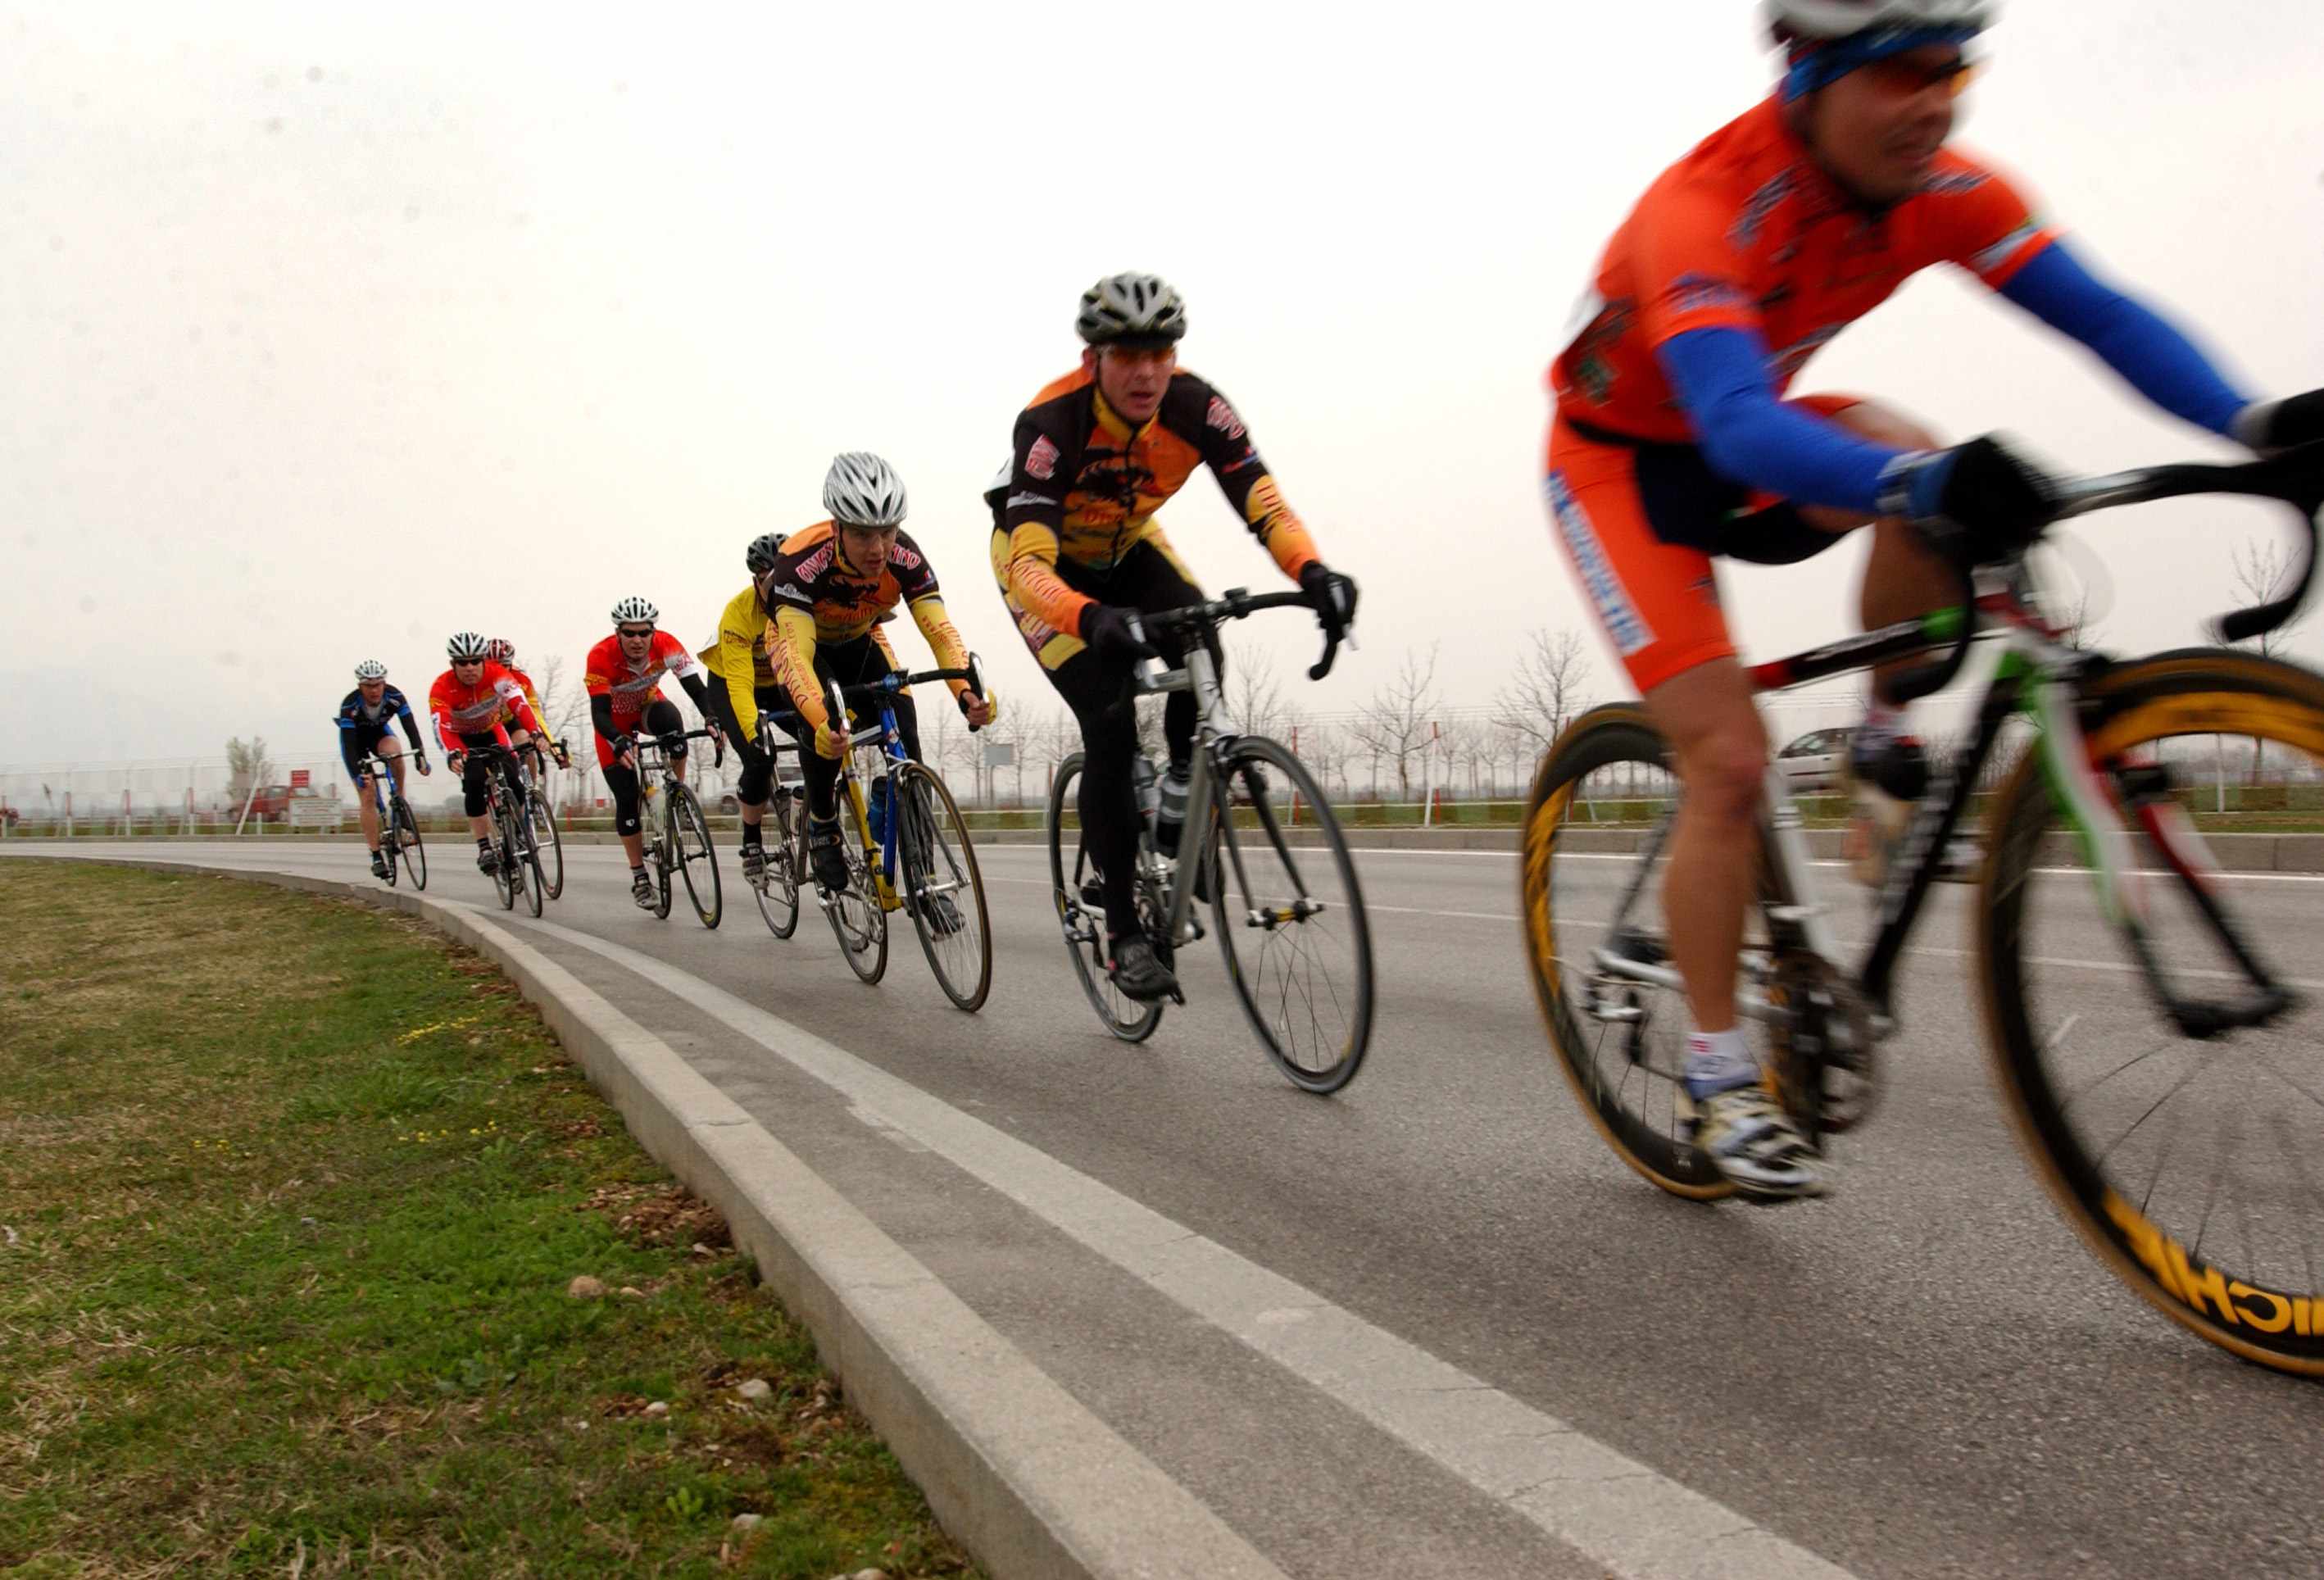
[1650, 662, 1765, 821]
[1682, 731, 1767, 822]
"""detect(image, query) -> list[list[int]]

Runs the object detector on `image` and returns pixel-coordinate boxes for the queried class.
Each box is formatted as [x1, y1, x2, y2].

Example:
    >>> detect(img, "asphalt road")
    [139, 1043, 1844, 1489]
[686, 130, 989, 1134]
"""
[16, 837, 2324, 1579]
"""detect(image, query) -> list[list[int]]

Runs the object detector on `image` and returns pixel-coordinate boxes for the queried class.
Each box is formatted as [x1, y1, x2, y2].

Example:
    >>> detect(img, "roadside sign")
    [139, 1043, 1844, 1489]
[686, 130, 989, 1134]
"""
[289, 769, 311, 789]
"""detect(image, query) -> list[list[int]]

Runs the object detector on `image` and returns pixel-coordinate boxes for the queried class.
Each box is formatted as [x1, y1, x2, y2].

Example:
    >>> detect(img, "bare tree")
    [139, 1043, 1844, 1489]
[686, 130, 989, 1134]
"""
[1348, 645, 1441, 800]
[225, 736, 274, 802]
[2227, 539, 2314, 783]
[1291, 715, 1348, 805]
[1491, 629, 1594, 756]
[1226, 643, 1287, 739]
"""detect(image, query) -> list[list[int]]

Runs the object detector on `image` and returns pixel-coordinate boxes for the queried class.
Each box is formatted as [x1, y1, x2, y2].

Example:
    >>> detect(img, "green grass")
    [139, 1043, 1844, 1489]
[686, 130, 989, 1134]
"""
[0, 860, 978, 1578]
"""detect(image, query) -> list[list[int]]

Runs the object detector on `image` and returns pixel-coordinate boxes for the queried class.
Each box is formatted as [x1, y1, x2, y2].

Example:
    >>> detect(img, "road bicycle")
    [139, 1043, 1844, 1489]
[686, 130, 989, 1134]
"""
[1046, 588, 1375, 1093]
[1522, 443, 2324, 1373]
[352, 745, 425, 890]
[801, 661, 994, 1010]
[633, 728, 724, 928]
[742, 743, 807, 941]
[460, 742, 545, 917]
[514, 737, 565, 900]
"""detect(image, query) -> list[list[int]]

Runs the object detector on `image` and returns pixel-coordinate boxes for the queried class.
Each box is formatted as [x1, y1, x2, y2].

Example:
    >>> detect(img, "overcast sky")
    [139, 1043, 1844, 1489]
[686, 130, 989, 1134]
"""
[7, 0, 2323, 774]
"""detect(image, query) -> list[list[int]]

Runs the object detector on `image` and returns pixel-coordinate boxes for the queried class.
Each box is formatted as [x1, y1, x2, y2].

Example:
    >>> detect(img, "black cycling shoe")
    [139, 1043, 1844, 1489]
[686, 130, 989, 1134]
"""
[1108, 934, 1178, 1002]
[370, 852, 389, 879]
[806, 816, 849, 893]
[476, 846, 499, 875]
[919, 891, 964, 938]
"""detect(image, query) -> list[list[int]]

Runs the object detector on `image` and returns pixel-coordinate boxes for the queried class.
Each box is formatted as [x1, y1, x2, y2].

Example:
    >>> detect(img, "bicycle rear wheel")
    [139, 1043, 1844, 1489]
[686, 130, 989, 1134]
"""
[1520, 704, 1749, 1201]
[1206, 735, 1373, 1093]
[1046, 752, 1164, 1042]
[749, 788, 802, 939]
[670, 783, 723, 929]
[1980, 649, 2324, 1375]
[894, 762, 992, 1012]
[391, 796, 426, 891]
[529, 788, 563, 900]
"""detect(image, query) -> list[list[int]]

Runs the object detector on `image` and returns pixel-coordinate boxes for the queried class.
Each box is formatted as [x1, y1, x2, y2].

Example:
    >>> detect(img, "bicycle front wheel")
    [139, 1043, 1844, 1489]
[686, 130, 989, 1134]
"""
[391, 796, 426, 891]
[489, 803, 517, 911]
[1046, 752, 1164, 1042]
[670, 783, 722, 929]
[1980, 649, 2324, 1375]
[509, 803, 544, 918]
[824, 792, 888, 983]
[893, 762, 992, 1012]
[529, 788, 563, 900]
[750, 788, 802, 939]
[1206, 735, 1373, 1093]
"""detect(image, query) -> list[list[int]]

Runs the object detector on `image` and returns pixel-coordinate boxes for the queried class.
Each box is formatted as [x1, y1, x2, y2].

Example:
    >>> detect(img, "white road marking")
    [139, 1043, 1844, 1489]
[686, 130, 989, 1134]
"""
[509, 910, 1861, 1580]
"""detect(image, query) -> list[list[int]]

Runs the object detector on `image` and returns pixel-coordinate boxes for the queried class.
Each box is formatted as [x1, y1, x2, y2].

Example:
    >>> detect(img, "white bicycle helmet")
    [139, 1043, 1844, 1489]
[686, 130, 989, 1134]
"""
[822, 452, 908, 529]
[446, 630, 490, 661]
[353, 658, 388, 681]
[484, 637, 515, 665]
[1766, 0, 1993, 39]
[1076, 272, 1187, 347]
[610, 596, 660, 626]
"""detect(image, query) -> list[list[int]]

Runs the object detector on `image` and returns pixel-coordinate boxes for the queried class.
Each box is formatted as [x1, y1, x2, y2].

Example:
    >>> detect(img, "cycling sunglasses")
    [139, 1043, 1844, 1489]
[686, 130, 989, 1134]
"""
[617, 624, 656, 638]
[1859, 52, 1979, 98]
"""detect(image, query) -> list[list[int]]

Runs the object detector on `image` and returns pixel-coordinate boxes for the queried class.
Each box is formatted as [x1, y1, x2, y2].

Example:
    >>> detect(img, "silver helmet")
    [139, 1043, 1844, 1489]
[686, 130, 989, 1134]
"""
[822, 452, 908, 529]
[1076, 271, 1187, 347]
[353, 658, 388, 681]
[446, 630, 490, 661]
[610, 596, 660, 626]
[1766, 0, 1993, 39]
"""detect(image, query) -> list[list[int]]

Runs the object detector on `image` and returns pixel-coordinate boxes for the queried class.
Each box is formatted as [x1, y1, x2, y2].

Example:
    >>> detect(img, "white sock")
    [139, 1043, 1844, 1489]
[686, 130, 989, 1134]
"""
[1684, 1028, 1759, 1097]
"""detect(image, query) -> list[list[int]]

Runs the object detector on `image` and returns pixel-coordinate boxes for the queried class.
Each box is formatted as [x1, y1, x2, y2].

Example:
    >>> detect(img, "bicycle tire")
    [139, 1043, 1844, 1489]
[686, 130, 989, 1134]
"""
[750, 790, 802, 939]
[392, 796, 426, 891]
[489, 799, 517, 911]
[671, 783, 723, 929]
[823, 797, 888, 984]
[1979, 647, 2324, 1375]
[1046, 751, 1164, 1042]
[893, 762, 992, 1012]
[1521, 704, 1737, 1200]
[529, 788, 564, 900]
[1206, 734, 1375, 1094]
[508, 800, 544, 919]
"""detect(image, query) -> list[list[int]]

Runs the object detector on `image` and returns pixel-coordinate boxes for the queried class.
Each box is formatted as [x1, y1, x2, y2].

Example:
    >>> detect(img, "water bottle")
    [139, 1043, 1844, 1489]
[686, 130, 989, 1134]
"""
[868, 773, 890, 845]
[1155, 763, 1189, 856]
[1130, 754, 1160, 833]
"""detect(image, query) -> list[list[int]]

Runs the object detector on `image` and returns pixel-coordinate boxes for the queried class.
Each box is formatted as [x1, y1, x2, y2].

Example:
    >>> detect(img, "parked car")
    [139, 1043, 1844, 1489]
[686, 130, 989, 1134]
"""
[1773, 728, 1855, 795]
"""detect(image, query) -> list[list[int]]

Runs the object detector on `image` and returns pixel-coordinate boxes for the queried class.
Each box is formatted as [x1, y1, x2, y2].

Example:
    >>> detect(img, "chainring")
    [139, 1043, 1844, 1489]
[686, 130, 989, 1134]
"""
[1767, 952, 1881, 1136]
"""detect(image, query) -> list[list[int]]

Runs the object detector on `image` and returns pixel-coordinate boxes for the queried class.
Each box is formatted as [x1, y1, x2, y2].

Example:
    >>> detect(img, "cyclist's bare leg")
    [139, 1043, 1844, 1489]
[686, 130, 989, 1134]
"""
[356, 772, 384, 851]
[1643, 657, 1767, 1036]
[620, 832, 646, 866]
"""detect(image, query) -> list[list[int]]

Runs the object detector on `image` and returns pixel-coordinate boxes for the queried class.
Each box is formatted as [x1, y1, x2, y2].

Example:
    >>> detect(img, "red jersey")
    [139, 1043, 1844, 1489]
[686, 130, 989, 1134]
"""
[428, 662, 542, 752]
[1549, 97, 2056, 444]
[583, 629, 699, 729]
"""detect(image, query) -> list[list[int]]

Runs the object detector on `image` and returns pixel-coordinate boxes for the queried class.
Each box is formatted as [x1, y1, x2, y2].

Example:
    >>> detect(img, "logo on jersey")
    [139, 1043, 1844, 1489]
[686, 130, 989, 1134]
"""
[1972, 221, 2044, 277]
[1026, 434, 1060, 480]
[792, 543, 835, 581]
[889, 543, 922, 570]
[1667, 273, 1749, 317]
[1921, 168, 1989, 197]
[768, 580, 810, 607]
[1205, 396, 1246, 440]
[1546, 472, 1651, 657]
[1728, 168, 1797, 249]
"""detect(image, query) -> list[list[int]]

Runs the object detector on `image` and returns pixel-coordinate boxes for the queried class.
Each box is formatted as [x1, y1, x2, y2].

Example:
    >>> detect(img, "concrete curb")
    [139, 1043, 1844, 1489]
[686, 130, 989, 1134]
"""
[14, 851, 1287, 1580]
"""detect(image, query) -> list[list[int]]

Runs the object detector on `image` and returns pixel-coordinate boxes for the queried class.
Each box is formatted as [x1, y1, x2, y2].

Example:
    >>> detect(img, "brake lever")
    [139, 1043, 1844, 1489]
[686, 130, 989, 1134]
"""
[1886, 561, 1978, 706]
[1308, 627, 1341, 683]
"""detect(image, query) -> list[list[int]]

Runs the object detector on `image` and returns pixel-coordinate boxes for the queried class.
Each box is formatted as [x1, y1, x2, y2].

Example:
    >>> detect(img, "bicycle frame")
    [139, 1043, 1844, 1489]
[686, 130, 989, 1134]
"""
[821, 664, 984, 912]
[1130, 642, 1238, 948]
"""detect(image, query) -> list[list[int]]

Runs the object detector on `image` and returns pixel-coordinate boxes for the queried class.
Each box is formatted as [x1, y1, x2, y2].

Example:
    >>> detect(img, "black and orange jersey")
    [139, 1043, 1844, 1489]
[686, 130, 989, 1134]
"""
[762, 521, 971, 734]
[992, 367, 1319, 642]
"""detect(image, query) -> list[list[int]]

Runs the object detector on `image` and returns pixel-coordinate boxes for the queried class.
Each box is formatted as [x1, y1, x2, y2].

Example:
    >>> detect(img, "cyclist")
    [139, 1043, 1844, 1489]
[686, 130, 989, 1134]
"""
[988, 272, 1359, 1001]
[426, 632, 547, 878]
[486, 638, 569, 783]
[760, 452, 995, 907]
[1542, 0, 2324, 1199]
[584, 596, 724, 910]
[334, 659, 431, 879]
[698, 531, 802, 887]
